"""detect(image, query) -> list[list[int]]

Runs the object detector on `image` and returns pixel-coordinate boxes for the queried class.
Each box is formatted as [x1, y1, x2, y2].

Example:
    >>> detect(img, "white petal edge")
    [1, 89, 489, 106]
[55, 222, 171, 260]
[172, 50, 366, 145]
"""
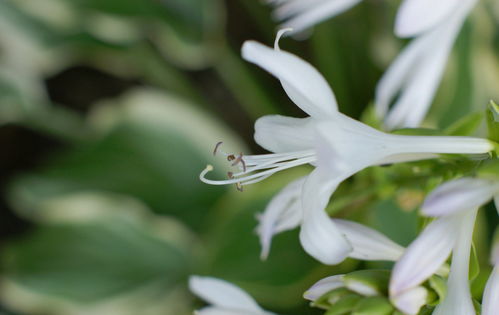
[422, 178, 498, 217]
[254, 115, 315, 153]
[256, 176, 306, 260]
[189, 276, 263, 313]
[299, 168, 353, 264]
[482, 266, 499, 315]
[395, 0, 462, 37]
[390, 216, 459, 297]
[432, 209, 477, 315]
[334, 219, 405, 261]
[303, 275, 345, 301]
[242, 40, 338, 118]
[391, 286, 428, 315]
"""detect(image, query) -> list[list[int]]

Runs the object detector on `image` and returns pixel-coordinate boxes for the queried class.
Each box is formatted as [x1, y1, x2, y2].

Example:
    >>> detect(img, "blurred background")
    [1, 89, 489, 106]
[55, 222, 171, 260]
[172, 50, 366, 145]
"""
[0, 0, 498, 314]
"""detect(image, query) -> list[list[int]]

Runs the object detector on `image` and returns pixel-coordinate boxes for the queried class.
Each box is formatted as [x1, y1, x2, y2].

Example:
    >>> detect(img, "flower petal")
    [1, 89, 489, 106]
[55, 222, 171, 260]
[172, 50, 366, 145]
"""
[334, 219, 405, 261]
[256, 176, 306, 260]
[432, 210, 477, 315]
[276, 0, 363, 34]
[242, 40, 338, 117]
[303, 275, 345, 301]
[482, 266, 499, 315]
[391, 286, 428, 315]
[390, 216, 459, 297]
[315, 114, 394, 175]
[254, 115, 315, 153]
[422, 178, 498, 217]
[189, 276, 263, 312]
[395, 0, 462, 37]
[299, 168, 352, 264]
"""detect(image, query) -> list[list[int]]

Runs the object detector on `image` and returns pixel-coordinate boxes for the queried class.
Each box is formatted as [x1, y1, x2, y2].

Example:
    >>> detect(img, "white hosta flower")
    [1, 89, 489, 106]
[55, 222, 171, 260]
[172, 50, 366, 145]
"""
[390, 177, 498, 315]
[200, 34, 493, 265]
[189, 276, 274, 315]
[265, 0, 363, 35]
[375, 0, 478, 129]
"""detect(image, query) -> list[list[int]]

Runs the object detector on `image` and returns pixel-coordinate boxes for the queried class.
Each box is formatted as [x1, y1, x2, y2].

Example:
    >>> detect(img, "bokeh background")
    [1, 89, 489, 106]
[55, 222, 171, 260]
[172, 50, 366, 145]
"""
[0, 0, 498, 314]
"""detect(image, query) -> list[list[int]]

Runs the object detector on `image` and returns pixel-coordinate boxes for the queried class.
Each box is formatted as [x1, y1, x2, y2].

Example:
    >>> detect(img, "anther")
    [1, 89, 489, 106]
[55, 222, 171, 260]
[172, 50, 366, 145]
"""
[213, 141, 223, 156]
[227, 154, 235, 161]
[227, 171, 234, 179]
[231, 153, 247, 172]
[236, 182, 244, 192]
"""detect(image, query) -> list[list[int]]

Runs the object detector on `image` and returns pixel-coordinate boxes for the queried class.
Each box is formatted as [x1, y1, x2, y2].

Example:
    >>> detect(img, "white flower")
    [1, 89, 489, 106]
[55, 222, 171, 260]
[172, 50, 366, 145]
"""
[265, 0, 363, 35]
[200, 34, 493, 265]
[375, 0, 478, 129]
[189, 276, 275, 315]
[390, 177, 499, 315]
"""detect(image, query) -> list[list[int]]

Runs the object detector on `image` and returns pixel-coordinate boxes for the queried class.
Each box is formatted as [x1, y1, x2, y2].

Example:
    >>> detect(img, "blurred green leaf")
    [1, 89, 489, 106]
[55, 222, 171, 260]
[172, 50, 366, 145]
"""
[1, 192, 194, 314]
[9, 89, 244, 230]
[444, 112, 483, 136]
[369, 199, 418, 247]
[486, 100, 499, 142]
[3, 221, 188, 301]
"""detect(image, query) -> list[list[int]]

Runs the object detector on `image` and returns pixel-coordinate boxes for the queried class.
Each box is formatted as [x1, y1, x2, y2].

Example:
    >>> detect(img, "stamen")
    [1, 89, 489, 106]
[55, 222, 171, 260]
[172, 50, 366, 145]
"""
[213, 141, 223, 156]
[227, 154, 236, 161]
[227, 171, 234, 178]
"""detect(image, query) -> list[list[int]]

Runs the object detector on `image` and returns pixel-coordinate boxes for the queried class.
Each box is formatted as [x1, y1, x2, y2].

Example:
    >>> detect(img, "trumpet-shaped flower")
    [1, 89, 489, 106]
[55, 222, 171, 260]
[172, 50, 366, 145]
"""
[376, 0, 478, 129]
[200, 34, 494, 265]
[390, 177, 499, 315]
[189, 276, 275, 315]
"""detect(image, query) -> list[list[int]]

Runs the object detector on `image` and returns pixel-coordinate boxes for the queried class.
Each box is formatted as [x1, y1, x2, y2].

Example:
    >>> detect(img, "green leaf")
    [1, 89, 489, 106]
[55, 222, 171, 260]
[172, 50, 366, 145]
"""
[444, 112, 483, 136]
[1, 193, 193, 307]
[9, 89, 244, 230]
[477, 159, 499, 181]
[486, 100, 499, 142]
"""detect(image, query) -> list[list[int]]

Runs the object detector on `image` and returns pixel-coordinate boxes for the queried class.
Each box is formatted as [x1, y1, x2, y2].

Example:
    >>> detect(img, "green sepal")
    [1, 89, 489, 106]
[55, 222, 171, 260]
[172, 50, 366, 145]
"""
[352, 296, 394, 315]
[324, 294, 362, 315]
[427, 275, 447, 306]
[313, 287, 351, 309]
[469, 243, 480, 281]
[342, 270, 390, 296]
[390, 128, 443, 136]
